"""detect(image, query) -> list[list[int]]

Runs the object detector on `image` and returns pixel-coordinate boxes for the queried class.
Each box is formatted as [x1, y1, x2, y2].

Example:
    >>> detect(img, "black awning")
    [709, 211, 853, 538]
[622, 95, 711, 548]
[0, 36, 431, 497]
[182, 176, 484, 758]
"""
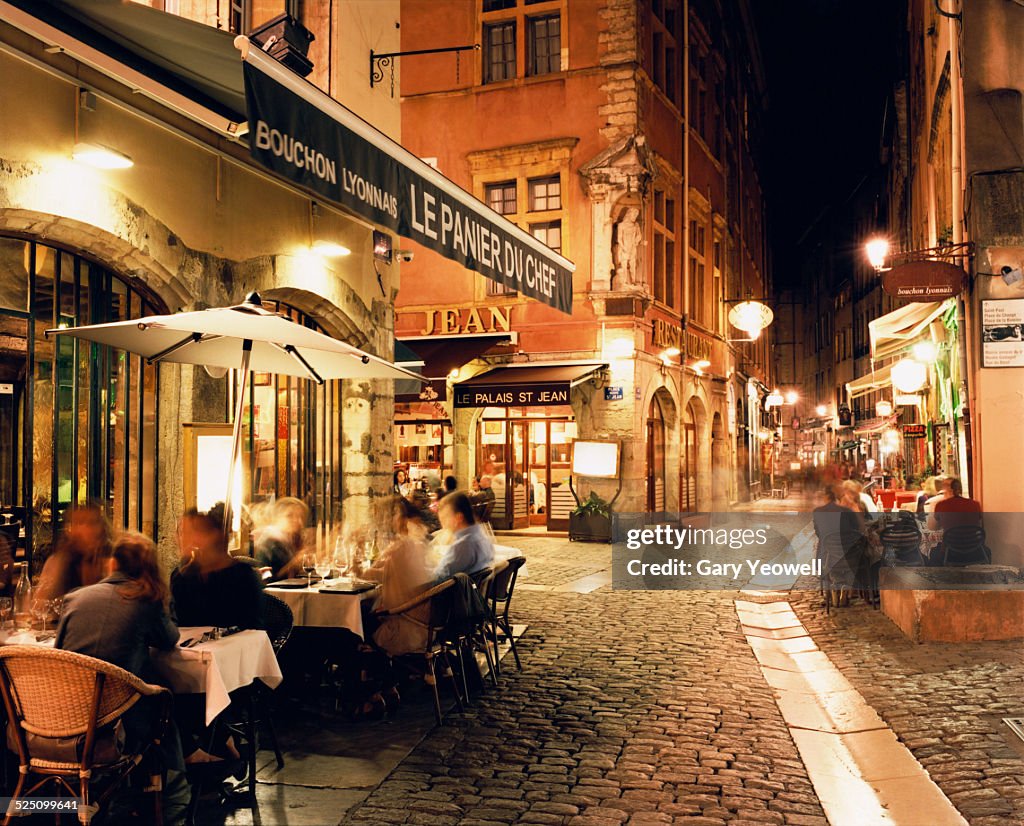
[454, 362, 605, 408]
[9, 0, 246, 120]
[395, 334, 514, 403]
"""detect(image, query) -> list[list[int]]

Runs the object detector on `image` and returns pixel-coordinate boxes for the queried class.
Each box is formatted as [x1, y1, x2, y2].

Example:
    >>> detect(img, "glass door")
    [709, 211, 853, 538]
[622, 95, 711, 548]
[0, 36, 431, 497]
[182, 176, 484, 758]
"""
[509, 420, 530, 529]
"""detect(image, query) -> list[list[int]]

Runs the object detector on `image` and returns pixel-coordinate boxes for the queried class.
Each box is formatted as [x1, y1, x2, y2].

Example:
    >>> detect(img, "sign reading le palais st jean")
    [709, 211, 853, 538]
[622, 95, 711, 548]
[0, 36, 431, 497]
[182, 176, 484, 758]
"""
[242, 64, 573, 314]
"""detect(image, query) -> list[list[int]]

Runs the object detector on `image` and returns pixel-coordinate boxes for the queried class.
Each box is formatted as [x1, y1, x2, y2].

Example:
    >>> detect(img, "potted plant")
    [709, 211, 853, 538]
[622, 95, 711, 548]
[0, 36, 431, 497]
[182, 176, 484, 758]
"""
[569, 491, 613, 543]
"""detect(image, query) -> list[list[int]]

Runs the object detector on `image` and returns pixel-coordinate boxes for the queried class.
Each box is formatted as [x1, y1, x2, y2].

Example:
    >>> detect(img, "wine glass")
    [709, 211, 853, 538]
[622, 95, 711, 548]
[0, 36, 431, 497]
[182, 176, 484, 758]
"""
[332, 537, 348, 580]
[0, 597, 12, 631]
[47, 597, 64, 630]
[314, 552, 332, 587]
[301, 553, 316, 588]
[30, 598, 48, 639]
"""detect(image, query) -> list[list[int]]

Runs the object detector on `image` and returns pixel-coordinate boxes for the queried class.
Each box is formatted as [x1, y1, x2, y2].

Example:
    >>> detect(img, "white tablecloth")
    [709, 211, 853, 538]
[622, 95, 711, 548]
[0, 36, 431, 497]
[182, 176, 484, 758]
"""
[265, 584, 374, 636]
[151, 628, 282, 725]
[494, 545, 529, 579]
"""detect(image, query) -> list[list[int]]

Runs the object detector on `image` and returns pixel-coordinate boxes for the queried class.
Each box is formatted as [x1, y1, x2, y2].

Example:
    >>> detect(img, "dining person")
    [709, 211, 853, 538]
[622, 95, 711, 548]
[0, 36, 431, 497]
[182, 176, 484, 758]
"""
[929, 476, 983, 530]
[435, 492, 494, 579]
[362, 497, 435, 656]
[254, 496, 310, 581]
[171, 504, 262, 630]
[393, 469, 412, 498]
[55, 532, 191, 824]
[36, 502, 113, 603]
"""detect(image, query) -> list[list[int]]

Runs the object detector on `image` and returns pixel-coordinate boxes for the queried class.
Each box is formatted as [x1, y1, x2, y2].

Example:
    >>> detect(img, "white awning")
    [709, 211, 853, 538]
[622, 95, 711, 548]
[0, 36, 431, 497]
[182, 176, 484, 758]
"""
[846, 364, 892, 400]
[869, 300, 950, 360]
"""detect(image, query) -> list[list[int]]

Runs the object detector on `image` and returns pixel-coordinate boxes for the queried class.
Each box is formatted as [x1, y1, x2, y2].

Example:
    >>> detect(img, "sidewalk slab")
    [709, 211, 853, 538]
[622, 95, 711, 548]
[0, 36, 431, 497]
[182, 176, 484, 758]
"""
[775, 688, 887, 734]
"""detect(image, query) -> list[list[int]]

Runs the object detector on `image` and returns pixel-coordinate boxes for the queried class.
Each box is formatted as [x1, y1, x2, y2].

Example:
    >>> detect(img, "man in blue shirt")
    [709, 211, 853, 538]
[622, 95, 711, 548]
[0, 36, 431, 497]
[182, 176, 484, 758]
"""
[435, 492, 494, 580]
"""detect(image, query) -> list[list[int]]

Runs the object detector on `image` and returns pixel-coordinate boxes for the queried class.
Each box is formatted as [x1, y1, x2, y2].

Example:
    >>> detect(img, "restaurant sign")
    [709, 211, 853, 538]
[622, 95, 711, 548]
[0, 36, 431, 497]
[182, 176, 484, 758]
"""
[881, 261, 966, 302]
[651, 318, 713, 363]
[454, 383, 569, 408]
[241, 61, 573, 314]
[902, 424, 927, 438]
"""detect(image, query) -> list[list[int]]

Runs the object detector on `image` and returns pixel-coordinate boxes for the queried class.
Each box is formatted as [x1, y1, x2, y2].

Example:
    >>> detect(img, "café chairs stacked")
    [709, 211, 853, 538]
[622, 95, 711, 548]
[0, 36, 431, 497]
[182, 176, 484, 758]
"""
[0, 645, 171, 825]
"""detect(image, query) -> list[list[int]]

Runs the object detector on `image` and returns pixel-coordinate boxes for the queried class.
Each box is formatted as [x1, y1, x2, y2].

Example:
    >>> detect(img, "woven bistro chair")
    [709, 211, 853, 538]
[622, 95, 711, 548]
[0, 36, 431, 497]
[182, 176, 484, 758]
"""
[0, 645, 171, 826]
[466, 567, 498, 690]
[380, 578, 469, 725]
[940, 525, 990, 566]
[488, 556, 525, 675]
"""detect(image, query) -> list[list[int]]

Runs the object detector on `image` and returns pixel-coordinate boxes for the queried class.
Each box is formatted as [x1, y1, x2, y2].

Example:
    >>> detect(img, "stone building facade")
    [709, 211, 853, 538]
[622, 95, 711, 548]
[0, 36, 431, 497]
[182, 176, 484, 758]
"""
[0, 0, 403, 565]
[393, 0, 774, 525]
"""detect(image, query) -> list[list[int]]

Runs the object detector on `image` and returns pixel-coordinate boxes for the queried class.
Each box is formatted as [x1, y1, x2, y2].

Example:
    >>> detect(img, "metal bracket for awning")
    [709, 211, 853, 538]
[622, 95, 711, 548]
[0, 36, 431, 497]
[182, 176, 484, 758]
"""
[370, 43, 480, 98]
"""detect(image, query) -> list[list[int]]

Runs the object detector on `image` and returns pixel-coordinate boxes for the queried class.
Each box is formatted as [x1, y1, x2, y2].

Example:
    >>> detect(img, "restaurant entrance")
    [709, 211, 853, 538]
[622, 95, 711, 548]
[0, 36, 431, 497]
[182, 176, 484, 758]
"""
[477, 407, 576, 532]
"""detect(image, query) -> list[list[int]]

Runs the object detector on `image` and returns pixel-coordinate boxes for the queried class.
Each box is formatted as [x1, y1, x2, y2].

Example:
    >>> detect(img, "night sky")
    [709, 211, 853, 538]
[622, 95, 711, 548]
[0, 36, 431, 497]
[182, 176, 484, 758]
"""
[751, 0, 904, 285]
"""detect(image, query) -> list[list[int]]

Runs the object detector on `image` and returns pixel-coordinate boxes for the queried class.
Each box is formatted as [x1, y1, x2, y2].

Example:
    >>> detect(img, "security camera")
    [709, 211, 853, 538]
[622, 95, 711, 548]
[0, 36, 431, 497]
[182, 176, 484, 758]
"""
[1000, 265, 1023, 287]
[395, 249, 415, 263]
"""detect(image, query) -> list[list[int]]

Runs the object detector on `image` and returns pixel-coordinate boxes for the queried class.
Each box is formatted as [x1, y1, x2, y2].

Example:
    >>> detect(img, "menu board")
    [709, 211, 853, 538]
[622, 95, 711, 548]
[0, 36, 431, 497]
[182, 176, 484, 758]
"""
[981, 299, 1024, 368]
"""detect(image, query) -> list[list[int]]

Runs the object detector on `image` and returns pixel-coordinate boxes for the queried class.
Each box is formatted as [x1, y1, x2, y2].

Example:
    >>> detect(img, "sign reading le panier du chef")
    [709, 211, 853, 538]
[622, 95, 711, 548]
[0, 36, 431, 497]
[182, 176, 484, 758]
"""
[241, 62, 573, 314]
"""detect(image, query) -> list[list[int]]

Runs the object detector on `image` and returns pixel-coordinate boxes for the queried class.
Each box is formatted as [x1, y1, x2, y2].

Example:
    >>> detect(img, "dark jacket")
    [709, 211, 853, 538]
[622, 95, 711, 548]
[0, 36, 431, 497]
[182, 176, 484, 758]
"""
[171, 561, 262, 629]
[55, 572, 179, 678]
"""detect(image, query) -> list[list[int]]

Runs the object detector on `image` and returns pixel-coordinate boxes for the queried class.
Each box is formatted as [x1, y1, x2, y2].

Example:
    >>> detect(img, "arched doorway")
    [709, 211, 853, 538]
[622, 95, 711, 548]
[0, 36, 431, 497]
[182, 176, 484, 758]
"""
[646, 396, 666, 512]
[0, 236, 165, 562]
[681, 401, 697, 512]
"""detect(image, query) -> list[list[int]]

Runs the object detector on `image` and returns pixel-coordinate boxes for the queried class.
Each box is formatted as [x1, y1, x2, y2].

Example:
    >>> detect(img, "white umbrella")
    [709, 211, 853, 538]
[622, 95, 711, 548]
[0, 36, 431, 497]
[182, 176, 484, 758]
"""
[46, 292, 422, 531]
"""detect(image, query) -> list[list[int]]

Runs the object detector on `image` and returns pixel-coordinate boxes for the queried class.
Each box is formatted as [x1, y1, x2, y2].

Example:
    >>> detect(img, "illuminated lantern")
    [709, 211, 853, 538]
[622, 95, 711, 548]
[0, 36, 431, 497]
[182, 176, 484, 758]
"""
[891, 358, 928, 393]
[875, 400, 893, 417]
[728, 301, 774, 336]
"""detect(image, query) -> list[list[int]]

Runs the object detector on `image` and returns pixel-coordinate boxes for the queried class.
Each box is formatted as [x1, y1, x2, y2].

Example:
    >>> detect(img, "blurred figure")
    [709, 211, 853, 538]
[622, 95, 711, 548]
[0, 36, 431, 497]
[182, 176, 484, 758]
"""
[254, 497, 310, 581]
[812, 486, 858, 553]
[435, 492, 494, 580]
[929, 477, 982, 531]
[917, 475, 939, 516]
[408, 489, 441, 533]
[172, 503, 262, 630]
[393, 469, 412, 498]
[36, 503, 113, 603]
[362, 498, 435, 656]
[443, 475, 458, 494]
[56, 533, 190, 822]
[842, 480, 877, 514]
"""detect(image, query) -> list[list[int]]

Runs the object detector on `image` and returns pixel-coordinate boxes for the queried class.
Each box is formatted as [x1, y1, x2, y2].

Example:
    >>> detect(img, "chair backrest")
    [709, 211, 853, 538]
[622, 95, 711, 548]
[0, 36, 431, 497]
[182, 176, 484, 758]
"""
[477, 500, 495, 523]
[232, 554, 261, 569]
[430, 573, 487, 638]
[260, 592, 294, 654]
[0, 645, 164, 756]
[490, 555, 525, 604]
[943, 525, 987, 564]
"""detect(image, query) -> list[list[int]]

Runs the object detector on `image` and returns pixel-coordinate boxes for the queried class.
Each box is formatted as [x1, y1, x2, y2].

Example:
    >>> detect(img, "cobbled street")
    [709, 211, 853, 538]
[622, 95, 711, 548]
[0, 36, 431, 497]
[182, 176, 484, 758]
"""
[345, 538, 831, 826]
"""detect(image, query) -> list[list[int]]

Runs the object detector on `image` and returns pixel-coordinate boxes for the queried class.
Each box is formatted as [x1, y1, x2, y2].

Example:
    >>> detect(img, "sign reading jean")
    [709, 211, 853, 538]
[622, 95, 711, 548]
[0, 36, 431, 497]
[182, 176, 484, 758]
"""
[242, 63, 573, 314]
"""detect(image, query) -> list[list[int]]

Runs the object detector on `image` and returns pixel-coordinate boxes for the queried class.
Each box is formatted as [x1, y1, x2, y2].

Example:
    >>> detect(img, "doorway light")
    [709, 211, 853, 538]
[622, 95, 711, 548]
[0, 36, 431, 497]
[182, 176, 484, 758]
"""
[72, 142, 133, 169]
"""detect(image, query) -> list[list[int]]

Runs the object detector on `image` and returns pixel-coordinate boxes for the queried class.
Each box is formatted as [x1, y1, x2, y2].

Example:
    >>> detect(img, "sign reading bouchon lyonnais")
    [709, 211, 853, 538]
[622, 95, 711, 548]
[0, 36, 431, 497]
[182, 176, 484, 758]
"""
[241, 62, 573, 314]
[454, 383, 569, 408]
[903, 424, 927, 438]
[881, 261, 966, 302]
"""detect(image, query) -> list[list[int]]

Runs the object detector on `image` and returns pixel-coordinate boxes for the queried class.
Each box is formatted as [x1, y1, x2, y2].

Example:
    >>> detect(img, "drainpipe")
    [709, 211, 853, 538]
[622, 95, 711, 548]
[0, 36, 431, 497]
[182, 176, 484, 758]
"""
[945, 4, 975, 496]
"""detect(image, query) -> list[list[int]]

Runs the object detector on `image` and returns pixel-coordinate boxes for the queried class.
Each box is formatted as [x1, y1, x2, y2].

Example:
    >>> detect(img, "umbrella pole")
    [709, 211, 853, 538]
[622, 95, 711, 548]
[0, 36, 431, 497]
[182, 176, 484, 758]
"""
[223, 340, 253, 538]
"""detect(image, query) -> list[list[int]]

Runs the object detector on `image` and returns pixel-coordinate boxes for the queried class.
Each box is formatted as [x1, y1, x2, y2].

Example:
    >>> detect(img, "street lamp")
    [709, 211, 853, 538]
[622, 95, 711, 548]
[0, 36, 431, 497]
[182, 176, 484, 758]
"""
[865, 237, 890, 271]
[891, 358, 928, 393]
[784, 390, 799, 405]
[815, 404, 828, 417]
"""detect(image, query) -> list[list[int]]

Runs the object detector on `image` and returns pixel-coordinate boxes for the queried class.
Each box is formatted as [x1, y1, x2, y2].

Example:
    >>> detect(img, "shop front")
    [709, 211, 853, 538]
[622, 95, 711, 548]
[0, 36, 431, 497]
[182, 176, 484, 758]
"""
[454, 363, 603, 532]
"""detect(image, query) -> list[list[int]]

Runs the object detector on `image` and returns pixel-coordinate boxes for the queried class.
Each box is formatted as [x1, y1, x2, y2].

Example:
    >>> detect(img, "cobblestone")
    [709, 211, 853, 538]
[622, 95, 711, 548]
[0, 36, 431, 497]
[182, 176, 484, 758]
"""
[344, 539, 826, 824]
[789, 585, 1024, 826]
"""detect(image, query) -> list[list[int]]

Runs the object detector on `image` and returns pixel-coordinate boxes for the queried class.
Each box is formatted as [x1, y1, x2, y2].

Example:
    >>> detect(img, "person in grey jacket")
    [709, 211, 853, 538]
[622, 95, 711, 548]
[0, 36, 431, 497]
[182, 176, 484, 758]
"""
[56, 532, 189, 823]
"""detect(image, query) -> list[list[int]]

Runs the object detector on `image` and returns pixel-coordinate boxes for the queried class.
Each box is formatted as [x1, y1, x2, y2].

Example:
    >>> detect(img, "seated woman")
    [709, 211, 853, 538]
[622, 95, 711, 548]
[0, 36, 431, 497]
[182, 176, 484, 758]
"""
[254, 497, 309, 582]
[171, 504, 262, 630]
[55, 533, 191, 823]
[362, 497, 435, 657]
[36, 503, 113, 602]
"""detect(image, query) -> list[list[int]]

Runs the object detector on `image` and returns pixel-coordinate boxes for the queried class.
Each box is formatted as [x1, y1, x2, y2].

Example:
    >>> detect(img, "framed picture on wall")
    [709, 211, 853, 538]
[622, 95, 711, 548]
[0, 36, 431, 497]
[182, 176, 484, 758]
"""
[484, 421, 502, 435]
[431, 425, 442, 439]
[415, 424, 427, 435]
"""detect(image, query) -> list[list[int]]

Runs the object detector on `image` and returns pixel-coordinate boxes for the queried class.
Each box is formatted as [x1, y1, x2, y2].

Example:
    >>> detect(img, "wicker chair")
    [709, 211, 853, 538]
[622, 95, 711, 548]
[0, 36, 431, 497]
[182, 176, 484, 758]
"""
[466, 568, 498, 690]
[488, 556, 525, 675]
[0, 645, 171, 825]
[940, 525, 990, 566]
[381, 577, 474, 725]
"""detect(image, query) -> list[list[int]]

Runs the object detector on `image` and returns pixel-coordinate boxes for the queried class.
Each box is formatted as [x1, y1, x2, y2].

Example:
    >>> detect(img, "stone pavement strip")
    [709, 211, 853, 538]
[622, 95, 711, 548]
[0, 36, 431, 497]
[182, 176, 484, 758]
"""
[344, 537, 829, 826]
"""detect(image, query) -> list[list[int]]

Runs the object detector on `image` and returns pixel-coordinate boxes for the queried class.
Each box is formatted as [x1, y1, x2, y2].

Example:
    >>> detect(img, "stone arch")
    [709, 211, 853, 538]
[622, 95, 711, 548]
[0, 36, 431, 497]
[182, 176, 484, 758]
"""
[642, 381, 679, 513]
[260, 286, 370, 349]
[0, 208, 191, 313]
[682, 392, 709, 511]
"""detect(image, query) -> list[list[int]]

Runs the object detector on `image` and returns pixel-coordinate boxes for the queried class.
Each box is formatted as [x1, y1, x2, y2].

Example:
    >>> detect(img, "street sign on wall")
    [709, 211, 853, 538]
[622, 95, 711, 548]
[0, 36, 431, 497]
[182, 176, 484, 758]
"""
[881, 261, 966, 302]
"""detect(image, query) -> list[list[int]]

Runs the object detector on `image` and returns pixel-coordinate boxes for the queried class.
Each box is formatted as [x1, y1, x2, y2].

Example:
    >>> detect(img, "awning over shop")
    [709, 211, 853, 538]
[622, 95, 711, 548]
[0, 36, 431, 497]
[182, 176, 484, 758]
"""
[3, 0, 245, 132]
[846, 364, 892, 399]
[395, 333, 515, 402]
[854, 415, 897, 436]
[236, 41, 576, 314]
[454, 362, 606, 409]
[869, 300, 950, 360]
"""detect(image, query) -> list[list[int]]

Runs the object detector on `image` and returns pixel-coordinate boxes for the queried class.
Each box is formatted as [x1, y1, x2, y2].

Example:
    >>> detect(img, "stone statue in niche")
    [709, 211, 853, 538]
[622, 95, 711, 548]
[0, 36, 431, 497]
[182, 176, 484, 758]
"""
[613, 207, 642, 285]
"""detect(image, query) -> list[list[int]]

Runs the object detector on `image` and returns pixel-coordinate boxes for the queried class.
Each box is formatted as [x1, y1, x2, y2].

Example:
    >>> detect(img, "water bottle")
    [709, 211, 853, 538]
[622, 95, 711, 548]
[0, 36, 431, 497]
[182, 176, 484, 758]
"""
[13, 563, 31, 632]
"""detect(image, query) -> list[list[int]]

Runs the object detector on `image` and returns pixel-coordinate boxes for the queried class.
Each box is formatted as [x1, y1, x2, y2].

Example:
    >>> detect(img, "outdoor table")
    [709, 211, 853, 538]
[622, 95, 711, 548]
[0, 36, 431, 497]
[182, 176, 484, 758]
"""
[265, 582, 377, 637]
[0, 626, 281, 726]
[493, 545, 529, 578]
[151, 627, 282, 725]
